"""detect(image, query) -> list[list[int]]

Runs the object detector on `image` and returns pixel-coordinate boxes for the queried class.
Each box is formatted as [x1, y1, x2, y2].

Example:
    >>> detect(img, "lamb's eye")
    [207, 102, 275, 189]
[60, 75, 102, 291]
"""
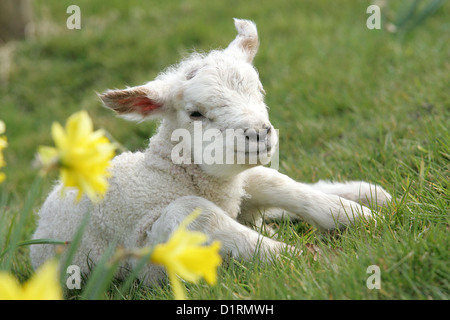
[189, 111, 205, 120]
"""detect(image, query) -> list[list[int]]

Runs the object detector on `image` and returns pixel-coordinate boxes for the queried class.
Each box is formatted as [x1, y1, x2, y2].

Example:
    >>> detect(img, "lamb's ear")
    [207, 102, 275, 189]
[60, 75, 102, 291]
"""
[224, 18, 259, 63]
[98, 82, 168, 122]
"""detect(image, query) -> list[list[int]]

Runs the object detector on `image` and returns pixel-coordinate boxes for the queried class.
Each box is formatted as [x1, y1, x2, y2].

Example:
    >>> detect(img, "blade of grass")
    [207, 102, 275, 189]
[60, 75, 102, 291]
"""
[2, 176, 43, 269]
[0, 238, 67, 260]
[80, 241, 120, 300]
[59, 210, 91, 285]
[0, 189, 10, 270]
[395, 0, 421, 28]
[113, 250, 153, 300]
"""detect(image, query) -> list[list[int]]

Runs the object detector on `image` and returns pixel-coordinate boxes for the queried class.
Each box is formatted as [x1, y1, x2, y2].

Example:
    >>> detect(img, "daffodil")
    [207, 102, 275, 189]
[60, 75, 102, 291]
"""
[0, 120, 7, 184]
[38, 110, 116, 202]
[150, 209, 222, 300]
[0, 260, 63, 300]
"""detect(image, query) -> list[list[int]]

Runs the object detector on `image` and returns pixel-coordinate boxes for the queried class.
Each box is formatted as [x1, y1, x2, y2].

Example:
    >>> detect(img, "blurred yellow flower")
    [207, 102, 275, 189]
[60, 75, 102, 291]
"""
[0, 260, 63, 300]
[0, 120, 7, 184]
[150, 209, 222, 300]
[38, 110, 116, 202]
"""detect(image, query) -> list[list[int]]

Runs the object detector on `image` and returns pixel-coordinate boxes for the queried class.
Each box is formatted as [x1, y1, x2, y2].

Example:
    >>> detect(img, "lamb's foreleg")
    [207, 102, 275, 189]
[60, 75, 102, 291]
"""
[142, 196, 293, 265]
[241, 167, 388, 230]
[309, 180, 392, 208]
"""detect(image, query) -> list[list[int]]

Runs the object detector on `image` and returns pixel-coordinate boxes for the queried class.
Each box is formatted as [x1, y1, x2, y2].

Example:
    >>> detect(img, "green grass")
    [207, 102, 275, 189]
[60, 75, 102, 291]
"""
[1, 0, 449, 299]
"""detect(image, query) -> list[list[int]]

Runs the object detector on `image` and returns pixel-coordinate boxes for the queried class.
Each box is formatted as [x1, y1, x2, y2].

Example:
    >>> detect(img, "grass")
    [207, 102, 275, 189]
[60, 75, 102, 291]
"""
[1, 0, 449, 300]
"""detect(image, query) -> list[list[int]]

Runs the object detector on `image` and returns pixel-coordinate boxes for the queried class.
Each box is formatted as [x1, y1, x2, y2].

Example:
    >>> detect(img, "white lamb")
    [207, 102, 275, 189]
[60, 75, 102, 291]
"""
[30, 19, 391, 285]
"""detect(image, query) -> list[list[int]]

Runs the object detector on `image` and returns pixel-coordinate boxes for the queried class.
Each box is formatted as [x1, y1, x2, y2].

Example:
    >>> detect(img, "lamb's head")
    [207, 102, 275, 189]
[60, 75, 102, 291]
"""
[100, 19, 277, 178]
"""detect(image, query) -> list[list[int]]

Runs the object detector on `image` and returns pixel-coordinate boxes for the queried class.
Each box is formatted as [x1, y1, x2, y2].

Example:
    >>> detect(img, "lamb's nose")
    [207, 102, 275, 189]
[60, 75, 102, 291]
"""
[245, 124, 271, 142]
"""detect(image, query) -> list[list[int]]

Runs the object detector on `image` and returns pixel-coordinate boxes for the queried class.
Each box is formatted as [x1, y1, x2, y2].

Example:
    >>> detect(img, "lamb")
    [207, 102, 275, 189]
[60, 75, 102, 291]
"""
[30, 19, 391, 285]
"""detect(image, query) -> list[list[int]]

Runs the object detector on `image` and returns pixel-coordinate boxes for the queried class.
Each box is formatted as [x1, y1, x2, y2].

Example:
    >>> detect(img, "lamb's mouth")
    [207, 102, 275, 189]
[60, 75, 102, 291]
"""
[233, 144, 272, 155]
[229, 147, 273, 166]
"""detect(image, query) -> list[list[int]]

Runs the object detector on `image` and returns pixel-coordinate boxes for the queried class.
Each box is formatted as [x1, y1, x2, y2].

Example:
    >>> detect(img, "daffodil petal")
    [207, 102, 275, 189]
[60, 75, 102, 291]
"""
[0, 273, 22, 299]
[0, 260, 62, 300]
[178, 209, 202, 230]
[66, 110, 92, 143]
[0, 136, 7, 149]
[51, 122, 67, 150]
[149, 209, 222, 300]
[42, 111, 116, 202]
[37, 146, 59, 167]
[168, 271, 187, 300]
[22, 260, 62, 300]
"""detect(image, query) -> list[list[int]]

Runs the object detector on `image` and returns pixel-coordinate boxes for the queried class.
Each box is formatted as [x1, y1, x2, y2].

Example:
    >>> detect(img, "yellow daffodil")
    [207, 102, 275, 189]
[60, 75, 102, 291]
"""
[0, 120, 7, 184]
[38, 110, 116, 202]
[150, 209, 222, 300]
[0, 260, 63, 300]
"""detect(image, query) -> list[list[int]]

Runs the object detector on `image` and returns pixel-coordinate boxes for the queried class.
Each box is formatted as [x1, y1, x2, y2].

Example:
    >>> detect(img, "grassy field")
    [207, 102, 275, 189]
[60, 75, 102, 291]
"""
[1, 0, 449, 300]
